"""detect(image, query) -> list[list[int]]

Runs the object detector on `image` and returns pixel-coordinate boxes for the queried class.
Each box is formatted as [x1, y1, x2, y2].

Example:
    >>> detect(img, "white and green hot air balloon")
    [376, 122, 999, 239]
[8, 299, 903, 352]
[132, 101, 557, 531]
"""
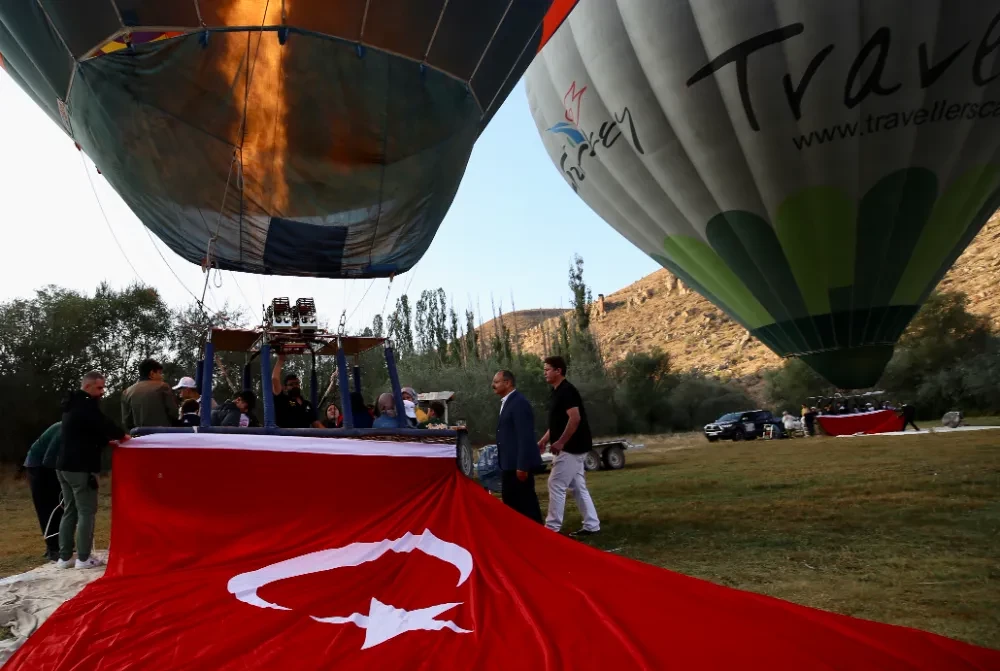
[525, 0, 1000, 388]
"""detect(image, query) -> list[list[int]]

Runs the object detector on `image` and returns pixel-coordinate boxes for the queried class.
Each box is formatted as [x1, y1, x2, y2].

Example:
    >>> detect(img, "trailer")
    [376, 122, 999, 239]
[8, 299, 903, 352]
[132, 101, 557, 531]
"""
[476, 437, 643, 493]
[542, 437, 643, 471]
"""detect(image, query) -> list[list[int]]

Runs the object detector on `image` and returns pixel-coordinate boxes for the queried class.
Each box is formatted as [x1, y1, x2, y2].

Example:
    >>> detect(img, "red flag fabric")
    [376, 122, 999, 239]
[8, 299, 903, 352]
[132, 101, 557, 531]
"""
[7, 434, 999, 670]
[817, 409, 905, 436]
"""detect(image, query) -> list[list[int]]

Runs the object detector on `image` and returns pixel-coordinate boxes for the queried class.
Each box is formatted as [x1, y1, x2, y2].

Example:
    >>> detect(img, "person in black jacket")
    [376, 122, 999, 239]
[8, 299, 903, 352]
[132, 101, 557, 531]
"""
[179, 399, 201, 427]
[492, 369, 543, 523]
[56, 371, 131, 570]
[899, 402, 920, 431]
[212, 390, 260, 428]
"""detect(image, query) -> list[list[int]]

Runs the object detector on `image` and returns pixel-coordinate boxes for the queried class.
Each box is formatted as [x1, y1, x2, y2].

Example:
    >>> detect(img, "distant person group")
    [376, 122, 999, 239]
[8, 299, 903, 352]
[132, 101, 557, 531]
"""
[270, 352, 444, 430]
[782, 399, 920, 436]
[492, 356, 600, 537]
[113, 353, 440, 433]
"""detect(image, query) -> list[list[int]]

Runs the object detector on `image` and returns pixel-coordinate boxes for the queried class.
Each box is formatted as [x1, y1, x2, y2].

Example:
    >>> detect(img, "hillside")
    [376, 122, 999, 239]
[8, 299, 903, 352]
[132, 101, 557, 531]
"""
[479, 308, 564, 337]
[482, 213, 1000, 386]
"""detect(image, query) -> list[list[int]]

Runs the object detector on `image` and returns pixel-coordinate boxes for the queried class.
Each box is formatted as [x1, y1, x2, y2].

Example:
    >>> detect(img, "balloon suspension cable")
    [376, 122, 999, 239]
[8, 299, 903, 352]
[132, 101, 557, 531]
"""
[378, 273, 395, 337]
[317, 360, 339, 409]
[345, 277, 379, 330]
[76, 149, 146, 285]
[383, 263, 420, 338]
[215, 353, 238, 394]
[198, 146, 241, 314]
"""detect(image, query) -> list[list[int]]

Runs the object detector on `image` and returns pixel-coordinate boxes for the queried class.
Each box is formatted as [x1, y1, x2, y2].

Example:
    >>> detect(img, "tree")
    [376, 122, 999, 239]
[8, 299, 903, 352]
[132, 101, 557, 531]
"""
[490, 309, 513, 364]
[556, 315, 571, 359]
[667, 374, 754, 431]
[881, 291, 991, 392]
[569, 254, 593, 330]
[763, 358, 832, 412]
[434, 289, 449, 357]
[0, 283, 181, 463]
[414, 290, 433, 354]
[88, 283, 173, 391]
[448, 306, 461, 364]
[464, 310, 479, 362]
[168, 301, 246, 381]
[387, 295, 414, 356]
[612, 349, 674, 433]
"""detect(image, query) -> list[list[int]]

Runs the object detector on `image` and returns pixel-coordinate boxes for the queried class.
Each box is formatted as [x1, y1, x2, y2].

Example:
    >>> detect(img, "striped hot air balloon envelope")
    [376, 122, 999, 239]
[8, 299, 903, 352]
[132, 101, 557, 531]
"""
[526, 0, 1000, 389]
[0, 0, 577, 279]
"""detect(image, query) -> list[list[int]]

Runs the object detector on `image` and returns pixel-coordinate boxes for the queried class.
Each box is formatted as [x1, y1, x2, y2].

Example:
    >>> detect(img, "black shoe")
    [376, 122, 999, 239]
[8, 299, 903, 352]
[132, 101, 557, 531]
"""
[569, 528, 600, 537]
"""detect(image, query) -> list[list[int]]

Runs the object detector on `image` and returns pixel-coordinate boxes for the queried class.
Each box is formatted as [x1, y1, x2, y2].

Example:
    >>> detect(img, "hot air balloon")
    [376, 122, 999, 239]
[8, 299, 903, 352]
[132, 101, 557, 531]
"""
[525, 0, 1000, 389]
[0, 0, 577, 278]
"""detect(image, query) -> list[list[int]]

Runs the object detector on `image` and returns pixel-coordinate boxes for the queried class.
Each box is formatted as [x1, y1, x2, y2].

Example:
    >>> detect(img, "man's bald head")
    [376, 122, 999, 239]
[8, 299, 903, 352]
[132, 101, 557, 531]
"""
[377, 392, 396, 417]
[492, 369, 515, 397]
[81, 371, 106, 398]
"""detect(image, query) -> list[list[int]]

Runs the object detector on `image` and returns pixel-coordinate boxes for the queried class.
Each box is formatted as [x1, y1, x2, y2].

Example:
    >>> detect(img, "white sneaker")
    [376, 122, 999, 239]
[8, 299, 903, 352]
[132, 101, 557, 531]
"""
[74, 556, 105, 569]
[56, 558, 74, 569]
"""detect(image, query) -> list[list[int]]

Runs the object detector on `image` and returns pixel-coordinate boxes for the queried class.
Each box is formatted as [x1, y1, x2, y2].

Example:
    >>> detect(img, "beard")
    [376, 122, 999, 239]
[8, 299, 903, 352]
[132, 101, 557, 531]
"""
[287, 387, 301, 399]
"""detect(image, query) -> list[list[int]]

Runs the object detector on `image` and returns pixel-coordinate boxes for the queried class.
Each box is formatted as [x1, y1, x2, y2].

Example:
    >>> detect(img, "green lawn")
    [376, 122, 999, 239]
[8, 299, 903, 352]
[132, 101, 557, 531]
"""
[538, 431, 1000, 650]
[2, 430, 998, 649]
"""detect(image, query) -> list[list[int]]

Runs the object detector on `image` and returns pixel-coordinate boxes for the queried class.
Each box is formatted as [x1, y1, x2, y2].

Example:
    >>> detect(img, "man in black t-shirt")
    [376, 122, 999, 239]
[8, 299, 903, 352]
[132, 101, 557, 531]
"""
[270, 353, 317, 429]
[537, 356, 600, 536]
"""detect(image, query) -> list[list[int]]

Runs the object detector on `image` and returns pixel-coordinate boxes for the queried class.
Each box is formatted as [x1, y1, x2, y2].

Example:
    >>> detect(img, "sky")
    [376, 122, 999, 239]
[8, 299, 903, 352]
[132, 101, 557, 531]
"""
[0, 70, 658, 333]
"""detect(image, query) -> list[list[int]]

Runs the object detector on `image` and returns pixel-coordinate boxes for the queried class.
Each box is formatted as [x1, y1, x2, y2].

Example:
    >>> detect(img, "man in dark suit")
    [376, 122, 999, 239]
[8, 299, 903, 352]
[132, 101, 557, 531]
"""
[492, 369, 543, 523]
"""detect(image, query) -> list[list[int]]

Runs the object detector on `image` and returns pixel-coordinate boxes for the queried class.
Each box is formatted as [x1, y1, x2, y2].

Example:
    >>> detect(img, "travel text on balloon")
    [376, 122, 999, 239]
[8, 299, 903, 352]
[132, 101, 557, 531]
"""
[686, 12, 1000, 134]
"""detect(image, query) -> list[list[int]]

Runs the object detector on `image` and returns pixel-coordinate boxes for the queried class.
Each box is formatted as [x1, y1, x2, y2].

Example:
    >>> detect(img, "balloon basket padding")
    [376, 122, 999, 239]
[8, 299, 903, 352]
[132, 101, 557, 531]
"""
[130, 427, 459, 443]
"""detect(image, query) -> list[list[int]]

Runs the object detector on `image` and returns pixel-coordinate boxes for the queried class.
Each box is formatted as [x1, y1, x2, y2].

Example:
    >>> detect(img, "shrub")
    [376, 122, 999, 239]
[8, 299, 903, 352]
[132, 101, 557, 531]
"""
[668, 374, 754, 431]
[612, 349, 674, 434]
[762, 358, 833, 413]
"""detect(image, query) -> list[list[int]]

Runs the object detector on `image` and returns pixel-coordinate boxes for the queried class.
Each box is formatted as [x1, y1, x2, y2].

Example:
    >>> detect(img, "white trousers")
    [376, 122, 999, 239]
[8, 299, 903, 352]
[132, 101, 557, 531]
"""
[545, 452, 600, 532]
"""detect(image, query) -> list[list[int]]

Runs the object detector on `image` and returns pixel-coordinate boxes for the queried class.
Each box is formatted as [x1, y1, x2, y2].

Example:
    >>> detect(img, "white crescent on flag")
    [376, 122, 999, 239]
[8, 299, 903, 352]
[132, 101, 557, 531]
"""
[227, 529, 473, 650]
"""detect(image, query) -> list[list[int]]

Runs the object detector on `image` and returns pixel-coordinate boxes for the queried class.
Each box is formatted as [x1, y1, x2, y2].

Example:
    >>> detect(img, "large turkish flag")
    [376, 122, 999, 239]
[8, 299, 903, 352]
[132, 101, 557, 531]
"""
[6, 433, 999, 669]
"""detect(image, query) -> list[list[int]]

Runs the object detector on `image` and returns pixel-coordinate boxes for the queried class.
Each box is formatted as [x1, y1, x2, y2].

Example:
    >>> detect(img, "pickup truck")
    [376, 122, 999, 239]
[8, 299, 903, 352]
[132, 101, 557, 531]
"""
[703, 410, 785, 442]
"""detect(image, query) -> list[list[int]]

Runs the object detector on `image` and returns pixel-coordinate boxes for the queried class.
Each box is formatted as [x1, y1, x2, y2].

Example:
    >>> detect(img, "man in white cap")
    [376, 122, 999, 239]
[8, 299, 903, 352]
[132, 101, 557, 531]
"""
[173, 376, 200, 403]
[400, 386, 422, 427]
[173, 376, 217, 412]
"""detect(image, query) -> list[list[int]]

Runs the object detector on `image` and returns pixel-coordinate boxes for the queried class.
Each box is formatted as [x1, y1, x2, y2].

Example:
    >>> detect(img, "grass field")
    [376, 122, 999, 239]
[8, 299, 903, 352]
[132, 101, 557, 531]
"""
[2, 431, 998, 650]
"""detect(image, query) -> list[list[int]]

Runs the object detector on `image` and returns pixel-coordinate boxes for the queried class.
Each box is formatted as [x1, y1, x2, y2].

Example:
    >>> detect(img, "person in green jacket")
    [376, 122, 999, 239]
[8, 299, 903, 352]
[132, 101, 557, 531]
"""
[23, 421, 64, 561]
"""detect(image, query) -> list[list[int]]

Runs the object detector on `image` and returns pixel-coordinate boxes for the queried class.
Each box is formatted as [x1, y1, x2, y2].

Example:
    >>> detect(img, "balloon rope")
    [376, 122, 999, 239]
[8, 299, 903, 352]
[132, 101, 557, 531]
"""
[345, 278, 379, 330]
[78, 152, 146, 285]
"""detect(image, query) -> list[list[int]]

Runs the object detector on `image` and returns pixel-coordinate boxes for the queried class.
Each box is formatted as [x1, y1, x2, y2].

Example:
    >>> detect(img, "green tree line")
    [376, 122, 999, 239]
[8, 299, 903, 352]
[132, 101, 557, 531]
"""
[5, 257, 990, 465]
